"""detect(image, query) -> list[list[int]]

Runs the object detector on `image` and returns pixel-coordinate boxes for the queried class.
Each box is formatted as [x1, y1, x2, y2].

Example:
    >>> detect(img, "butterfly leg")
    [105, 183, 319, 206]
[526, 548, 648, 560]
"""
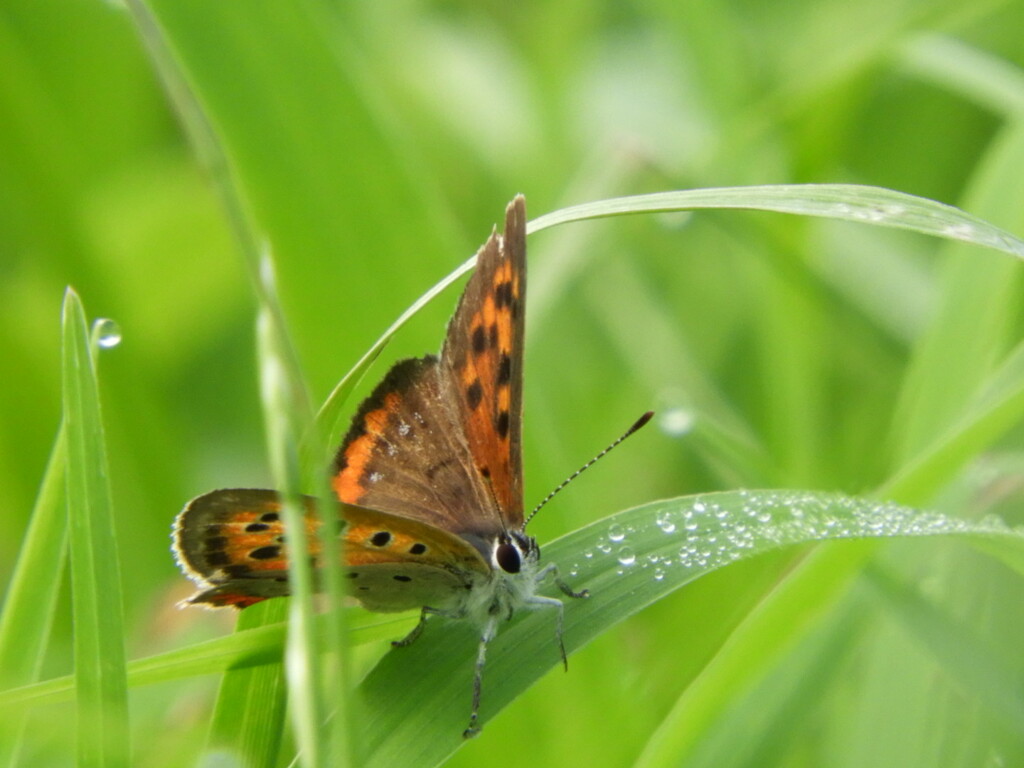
[537, 562, 590, 600]
[533, 563, 589, 670]
[463, 614, 499, 739]
[392, 606, 464, 648]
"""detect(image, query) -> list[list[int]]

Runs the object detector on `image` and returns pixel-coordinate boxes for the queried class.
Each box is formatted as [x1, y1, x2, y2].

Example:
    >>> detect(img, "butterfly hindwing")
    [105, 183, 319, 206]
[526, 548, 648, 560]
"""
[172, 488, 308, 608]
[174, 488, 490, 611]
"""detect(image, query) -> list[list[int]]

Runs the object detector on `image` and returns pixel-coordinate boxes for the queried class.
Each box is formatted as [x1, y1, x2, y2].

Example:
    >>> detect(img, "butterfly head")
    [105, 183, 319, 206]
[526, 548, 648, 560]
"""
[491, 530, 538, 575]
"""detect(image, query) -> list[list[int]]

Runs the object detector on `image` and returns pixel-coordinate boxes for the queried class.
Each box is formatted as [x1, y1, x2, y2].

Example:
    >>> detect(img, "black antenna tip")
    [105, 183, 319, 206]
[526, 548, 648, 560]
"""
[629, 411, 655, 435]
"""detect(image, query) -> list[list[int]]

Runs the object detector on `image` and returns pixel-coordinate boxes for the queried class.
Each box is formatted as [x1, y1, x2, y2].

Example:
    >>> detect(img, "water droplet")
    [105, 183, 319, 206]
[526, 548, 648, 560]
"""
[596, 540, 612, 554]
[659, 408, 694, 436]
[608, 524, 626, 543]
[655, 510, 676, 534]
[617, 546, 636, 567]
[653, 568, 666, 581]
[92, 318, 122, 349]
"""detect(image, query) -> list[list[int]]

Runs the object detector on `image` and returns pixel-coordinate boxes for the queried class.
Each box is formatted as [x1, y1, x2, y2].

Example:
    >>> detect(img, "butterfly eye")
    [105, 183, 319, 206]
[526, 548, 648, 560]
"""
[495, 542, 521, 574]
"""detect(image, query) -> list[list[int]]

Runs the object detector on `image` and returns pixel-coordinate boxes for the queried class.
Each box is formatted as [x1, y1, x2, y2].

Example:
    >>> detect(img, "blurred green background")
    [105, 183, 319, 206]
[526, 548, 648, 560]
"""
[2, 0, 1023, 765]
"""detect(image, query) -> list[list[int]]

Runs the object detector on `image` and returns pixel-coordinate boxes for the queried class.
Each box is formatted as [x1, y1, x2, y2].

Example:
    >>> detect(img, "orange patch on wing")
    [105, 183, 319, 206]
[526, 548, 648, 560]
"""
[333, 394, 403, 503]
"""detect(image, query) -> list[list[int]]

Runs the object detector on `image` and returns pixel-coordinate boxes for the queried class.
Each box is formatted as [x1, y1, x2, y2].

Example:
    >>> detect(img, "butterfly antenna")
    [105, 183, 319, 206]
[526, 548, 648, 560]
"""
[525, 411, 654, 528]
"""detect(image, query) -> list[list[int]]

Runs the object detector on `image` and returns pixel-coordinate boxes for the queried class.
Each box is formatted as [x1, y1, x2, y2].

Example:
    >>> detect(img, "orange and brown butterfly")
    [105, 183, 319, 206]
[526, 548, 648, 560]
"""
[173, 195, 608, 737]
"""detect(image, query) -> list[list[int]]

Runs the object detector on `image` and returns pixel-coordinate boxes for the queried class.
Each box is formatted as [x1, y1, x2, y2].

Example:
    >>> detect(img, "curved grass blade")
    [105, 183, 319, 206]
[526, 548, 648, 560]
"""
[315, 183, 1024, 457]
[62, 289, 129, 768]
[355, 490, 1024, 767]
[529, 185, 1024, 260]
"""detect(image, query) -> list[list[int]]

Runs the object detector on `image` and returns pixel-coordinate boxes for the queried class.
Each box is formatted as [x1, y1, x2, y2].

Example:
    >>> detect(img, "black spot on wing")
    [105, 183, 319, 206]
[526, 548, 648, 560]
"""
[497, 353, 511, 386]
[495, 410, 510, 439]
[467, 379, 483, 410]
[472, 326, 487, 355]
[494, 281, 513, 308]
[250, 546, 281, 560]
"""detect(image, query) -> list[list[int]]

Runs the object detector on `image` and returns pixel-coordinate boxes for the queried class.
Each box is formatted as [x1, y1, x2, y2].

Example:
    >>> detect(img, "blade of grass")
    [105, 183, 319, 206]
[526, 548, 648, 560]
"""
[898, 34, 1024, 118]
[865, 565, 1024, 736]
[62, 289, 129, 768]
[880, 336, 1024, 504]
[681, 594, 869, 768]
[529, 185, 1024, 260]
[256, 301, 329, 768]
[315, 181, 1024, 464]
[890, 122, 1024, 464]
[0, 428, 67, 767]
[354, 490, 1024, 766]
[129, 4, 352, 763]
[0, 611, 407, 711]
[206, 600, 289, 766]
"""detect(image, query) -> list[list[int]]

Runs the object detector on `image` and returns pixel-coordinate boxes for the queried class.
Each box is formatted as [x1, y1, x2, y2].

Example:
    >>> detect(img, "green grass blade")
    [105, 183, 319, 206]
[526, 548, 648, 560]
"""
[667, 591, 870, 768]
[881, 337, 1024, 503]
[206, 600, 288, 766]
[0, 611, 405, 712]
[529, 186, 1024, 260]
[865, 566, 1024, 736]
[354, 490, 1024, 766]
[256, 305, 330, 768]
[899, 34, 1024, 118]
[61, 289, 129, 768]
[890, 122, 1024, 464]
[129, 3, 352, 762]
[0, 428, 67, 766]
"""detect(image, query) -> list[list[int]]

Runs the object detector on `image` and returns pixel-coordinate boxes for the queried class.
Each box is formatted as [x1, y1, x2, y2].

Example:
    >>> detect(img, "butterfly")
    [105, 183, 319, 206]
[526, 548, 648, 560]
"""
[173, 195, 615, 737]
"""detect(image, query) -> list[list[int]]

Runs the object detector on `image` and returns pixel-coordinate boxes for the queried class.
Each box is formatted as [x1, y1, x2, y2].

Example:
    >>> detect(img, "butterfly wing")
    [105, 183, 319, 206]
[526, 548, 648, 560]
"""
[332, 196, 527, 537]
[439, 195, 526, 527]
[172, 488, 303, 608]
[174, 488, 489, 610]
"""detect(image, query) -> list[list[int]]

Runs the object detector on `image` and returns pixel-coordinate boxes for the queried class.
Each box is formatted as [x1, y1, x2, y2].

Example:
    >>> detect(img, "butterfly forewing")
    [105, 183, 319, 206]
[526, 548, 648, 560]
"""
[440, 195, 526, 525]
[331, 357, 495, 537]
[332, 196, 527, 536]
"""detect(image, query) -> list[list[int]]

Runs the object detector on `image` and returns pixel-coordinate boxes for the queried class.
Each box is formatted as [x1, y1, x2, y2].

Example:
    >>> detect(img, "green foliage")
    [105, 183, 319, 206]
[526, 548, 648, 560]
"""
[2, 0, 1024, 766]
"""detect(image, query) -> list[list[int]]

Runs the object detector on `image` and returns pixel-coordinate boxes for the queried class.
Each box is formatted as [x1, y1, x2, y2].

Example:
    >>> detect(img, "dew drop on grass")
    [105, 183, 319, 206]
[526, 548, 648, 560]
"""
[655, 510, 676, 534]
[92, 318, 122, 349]
[616, 546, 636, 567]
[608, 523, 626, 543]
